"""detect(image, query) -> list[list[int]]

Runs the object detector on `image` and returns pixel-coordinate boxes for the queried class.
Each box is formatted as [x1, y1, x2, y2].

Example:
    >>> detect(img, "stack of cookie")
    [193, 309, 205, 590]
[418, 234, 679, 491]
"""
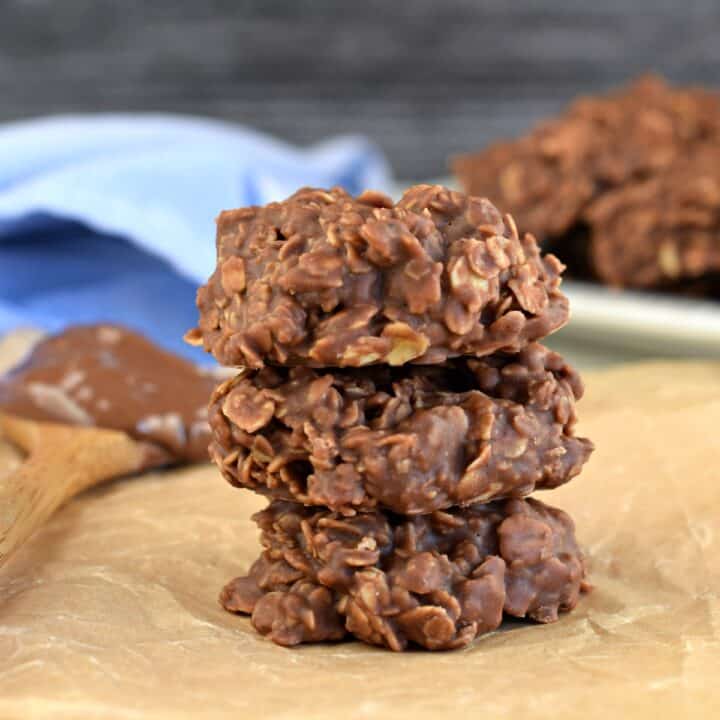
[191, 184, 594, 651]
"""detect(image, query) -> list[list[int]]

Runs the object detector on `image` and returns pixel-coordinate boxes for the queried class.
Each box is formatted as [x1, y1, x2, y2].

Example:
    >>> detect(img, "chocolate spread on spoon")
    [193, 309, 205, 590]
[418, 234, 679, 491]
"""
[0, 325, 219, 463]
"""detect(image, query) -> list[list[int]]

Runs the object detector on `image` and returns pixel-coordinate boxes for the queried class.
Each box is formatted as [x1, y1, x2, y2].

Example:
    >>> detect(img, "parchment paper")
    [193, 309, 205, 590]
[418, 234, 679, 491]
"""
[1, 353, 719, 719]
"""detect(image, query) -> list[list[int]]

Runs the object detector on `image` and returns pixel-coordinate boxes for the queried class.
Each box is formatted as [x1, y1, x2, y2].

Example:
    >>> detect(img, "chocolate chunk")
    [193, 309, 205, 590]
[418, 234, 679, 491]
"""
[208, 343, 593, 514]
[220, 497, 587, 651]
[0, 324, 219, 463]
[453, 75, 720, 289]
[192, 184, 569, 368]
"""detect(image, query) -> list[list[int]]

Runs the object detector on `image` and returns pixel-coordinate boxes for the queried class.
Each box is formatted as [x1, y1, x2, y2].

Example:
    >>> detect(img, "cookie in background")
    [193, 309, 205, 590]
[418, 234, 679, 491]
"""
[453, 76, 720, 296]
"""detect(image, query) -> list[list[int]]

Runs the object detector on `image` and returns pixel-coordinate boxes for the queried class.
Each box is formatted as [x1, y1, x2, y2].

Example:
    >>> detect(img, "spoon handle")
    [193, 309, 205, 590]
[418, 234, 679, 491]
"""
[0, 414, 147, 568]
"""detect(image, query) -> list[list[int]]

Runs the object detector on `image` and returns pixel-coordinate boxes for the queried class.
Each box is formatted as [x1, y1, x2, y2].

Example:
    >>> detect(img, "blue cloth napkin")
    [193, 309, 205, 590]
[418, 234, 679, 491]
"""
[0, 115, 392, 362]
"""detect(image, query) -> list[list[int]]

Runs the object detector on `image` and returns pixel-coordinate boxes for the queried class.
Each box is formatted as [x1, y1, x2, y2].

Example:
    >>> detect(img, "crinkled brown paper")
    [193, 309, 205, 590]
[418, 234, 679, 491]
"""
[1, 341, 719, 718]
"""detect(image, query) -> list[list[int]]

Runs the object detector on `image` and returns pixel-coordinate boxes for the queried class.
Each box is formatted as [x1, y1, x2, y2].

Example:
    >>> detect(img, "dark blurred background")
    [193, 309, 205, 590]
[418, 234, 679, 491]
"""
[2, 0, 720, 179]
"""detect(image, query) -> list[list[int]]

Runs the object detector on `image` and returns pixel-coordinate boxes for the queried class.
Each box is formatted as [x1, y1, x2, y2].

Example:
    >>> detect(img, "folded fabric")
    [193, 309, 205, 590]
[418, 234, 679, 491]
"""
[0, 115, 392, 362]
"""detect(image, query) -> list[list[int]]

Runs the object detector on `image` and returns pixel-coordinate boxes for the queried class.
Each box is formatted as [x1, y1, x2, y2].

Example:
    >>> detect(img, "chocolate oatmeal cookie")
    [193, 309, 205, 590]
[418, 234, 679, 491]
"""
[221, 497, 587, 651]
[586, 144, 720, 287]
[453, 76, 720, 289]
[208, 343, 592, 514]
[191, 185, 569, 368]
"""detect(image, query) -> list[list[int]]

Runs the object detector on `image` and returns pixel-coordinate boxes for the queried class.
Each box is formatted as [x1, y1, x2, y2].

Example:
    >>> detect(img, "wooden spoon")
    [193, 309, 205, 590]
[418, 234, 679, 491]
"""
[0, 324, 220, 569]
[0, 412, 166, 568]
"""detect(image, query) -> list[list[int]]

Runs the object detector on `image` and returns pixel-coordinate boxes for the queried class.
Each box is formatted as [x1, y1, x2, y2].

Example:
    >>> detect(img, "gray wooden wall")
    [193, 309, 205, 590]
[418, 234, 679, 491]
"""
[2, 0, 719, 179]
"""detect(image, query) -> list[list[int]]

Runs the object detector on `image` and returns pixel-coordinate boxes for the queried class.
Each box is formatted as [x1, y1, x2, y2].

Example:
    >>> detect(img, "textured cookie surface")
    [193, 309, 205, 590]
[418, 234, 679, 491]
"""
[586, 144, 720, 287]
[221, 497, 587, 651]
[209, 344, 593, 514]
[193, 184, 569, 368]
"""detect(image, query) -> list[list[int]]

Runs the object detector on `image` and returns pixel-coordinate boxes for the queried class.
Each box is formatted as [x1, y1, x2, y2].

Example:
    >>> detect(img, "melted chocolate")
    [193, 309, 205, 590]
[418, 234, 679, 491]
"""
[0, 325, 218, 463]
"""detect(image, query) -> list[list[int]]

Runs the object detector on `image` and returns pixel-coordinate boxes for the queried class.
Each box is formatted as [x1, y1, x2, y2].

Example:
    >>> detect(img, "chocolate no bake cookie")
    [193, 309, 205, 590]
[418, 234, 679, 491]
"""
[0, 324, 218, 463]
[586, 144, 720, 287]
[209, 343, 592, 515]
[221, 497, 587, 651]
[191, 184, 569, 368]
[453, 76, 720, 289]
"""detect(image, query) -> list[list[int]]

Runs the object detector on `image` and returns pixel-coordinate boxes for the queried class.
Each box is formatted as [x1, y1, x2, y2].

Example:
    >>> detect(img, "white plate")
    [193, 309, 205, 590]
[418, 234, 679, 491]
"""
[549, 281, 720, 368]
